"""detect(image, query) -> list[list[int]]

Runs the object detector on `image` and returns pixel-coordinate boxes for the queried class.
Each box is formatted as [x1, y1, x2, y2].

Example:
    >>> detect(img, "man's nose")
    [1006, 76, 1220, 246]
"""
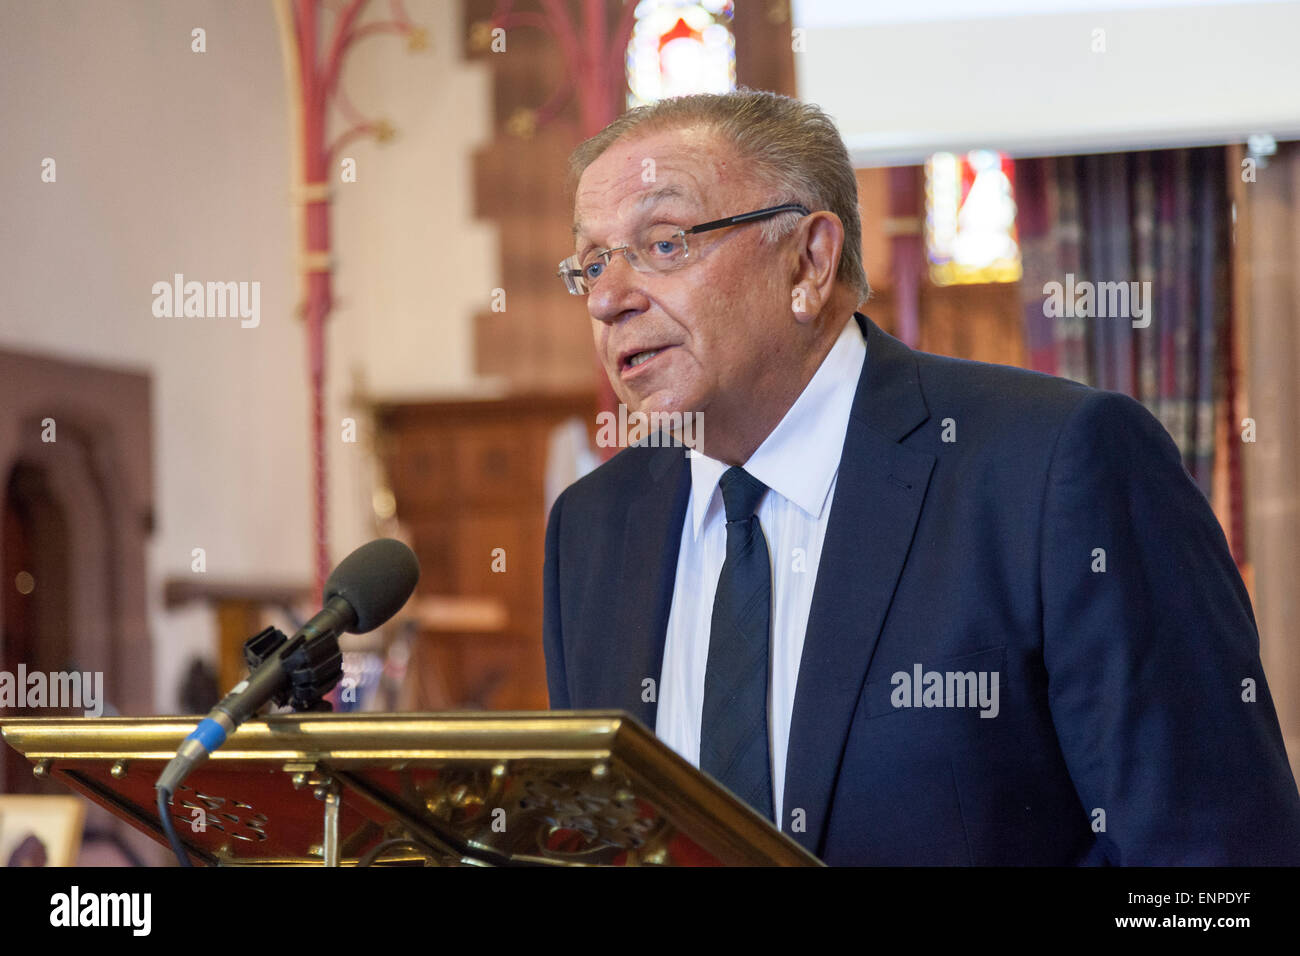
[586, 251, 648, 325]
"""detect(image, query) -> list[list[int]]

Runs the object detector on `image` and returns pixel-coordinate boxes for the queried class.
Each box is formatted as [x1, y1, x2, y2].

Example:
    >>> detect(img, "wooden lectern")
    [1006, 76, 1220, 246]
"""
[0, 711, 822, 866]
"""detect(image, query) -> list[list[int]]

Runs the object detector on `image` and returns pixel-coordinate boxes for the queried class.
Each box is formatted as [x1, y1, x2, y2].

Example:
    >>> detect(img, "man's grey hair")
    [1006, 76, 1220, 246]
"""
[567, 88, 870, 307]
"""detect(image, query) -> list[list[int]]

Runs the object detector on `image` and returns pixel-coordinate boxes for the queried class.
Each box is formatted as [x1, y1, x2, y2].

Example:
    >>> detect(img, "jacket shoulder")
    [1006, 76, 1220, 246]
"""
[550, 440, 682, 528]
[911, 347, 1095, 419]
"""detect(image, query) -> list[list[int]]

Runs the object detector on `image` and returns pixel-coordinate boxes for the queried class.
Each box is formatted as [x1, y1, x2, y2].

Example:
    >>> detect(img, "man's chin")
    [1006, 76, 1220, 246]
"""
[599, 389, 705, 450]
[618, 392, 697, 422]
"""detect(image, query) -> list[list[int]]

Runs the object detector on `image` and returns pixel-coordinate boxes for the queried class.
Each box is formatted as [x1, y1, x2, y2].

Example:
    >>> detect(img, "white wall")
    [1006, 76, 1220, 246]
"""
[792, 0, 1300, 165]
[0, 0, 492, 711]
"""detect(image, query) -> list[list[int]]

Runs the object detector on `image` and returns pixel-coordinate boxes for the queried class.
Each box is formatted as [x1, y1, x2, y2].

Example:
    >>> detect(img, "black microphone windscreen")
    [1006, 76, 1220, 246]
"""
[324, 538, 420, 633]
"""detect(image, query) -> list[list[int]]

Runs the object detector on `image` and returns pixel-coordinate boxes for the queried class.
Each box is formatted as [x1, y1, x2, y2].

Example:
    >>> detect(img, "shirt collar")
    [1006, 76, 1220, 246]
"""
[688, 314, 867, 540]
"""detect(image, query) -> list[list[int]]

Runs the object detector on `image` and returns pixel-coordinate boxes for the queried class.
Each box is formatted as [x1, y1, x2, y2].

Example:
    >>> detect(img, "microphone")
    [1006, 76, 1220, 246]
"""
[156, 539, 419, 795]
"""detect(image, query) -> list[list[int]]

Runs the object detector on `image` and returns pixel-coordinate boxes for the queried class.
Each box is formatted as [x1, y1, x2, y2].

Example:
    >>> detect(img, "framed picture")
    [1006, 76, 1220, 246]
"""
[0, 795, 85, 867]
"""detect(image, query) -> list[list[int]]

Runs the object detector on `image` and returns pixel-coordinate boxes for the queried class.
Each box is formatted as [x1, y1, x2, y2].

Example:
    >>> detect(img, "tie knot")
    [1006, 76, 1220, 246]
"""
[719, 466, 767, 522]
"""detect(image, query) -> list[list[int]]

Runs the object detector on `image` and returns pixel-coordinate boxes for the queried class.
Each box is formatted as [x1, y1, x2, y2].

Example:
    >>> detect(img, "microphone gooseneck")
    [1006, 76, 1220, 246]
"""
[154, 539, 420, 864]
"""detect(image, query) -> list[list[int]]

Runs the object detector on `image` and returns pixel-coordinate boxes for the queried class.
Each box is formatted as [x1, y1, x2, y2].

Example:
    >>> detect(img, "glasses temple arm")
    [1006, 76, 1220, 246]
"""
[687, 203, 811, 235]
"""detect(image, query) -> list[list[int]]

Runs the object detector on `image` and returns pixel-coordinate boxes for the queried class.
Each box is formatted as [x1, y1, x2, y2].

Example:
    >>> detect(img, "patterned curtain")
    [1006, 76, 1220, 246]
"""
[1018, 147, 1231, 500]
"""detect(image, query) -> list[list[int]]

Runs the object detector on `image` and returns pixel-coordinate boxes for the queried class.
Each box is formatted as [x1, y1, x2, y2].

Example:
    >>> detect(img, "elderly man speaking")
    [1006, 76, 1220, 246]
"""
[542, 89, 1300, 865]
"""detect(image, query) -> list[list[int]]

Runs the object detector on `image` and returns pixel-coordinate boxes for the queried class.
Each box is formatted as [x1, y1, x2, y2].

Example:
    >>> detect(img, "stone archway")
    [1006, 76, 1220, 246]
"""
[0, 349, 153, 795]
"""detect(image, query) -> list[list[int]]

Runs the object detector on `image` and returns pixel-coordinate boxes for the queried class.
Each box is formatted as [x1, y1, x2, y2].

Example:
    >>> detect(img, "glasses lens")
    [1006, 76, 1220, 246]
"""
[578, 250, 608, 287]
[559, 226, 688, 296]
[558, 257, 586, 295]
[634, 228, 686, 274]
[638, 225, 687, 271]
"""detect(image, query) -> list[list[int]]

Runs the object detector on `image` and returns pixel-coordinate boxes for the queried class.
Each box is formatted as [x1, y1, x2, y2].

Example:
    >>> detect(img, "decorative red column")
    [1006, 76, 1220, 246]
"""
[273, 0, 425, 598]
[886, 166, 924, 349]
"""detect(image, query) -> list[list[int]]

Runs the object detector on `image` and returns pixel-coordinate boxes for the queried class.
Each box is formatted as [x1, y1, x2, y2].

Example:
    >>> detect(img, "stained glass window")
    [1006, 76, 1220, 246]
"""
[627, 0, 735, 107]
[925, 150, 1022, 285]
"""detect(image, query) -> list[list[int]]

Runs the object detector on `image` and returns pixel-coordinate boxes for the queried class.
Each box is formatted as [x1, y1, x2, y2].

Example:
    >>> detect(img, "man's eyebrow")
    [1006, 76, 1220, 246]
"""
[572, 185, 693, 238]
[637, 185, 689, 208]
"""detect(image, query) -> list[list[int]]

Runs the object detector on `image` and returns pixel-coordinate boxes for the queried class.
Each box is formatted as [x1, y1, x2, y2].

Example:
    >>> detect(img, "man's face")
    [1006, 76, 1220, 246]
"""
[572, 125, 795, 429]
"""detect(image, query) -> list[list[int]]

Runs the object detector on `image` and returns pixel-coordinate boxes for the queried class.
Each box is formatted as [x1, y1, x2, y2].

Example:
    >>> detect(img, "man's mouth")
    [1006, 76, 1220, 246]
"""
[628, 349, 661, 368]
[619, 345, 674, 375]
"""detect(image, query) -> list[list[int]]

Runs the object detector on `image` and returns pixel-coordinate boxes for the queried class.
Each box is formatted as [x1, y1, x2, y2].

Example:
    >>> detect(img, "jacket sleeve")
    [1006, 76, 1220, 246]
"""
[542, 486, 571, 710]
[1040, 389, 1300, 864]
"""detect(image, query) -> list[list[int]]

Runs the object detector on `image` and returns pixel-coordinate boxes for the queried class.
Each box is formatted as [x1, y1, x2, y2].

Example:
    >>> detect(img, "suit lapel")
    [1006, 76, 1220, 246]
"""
[599, 445, 691, 730]
[782, 313, 936, 855]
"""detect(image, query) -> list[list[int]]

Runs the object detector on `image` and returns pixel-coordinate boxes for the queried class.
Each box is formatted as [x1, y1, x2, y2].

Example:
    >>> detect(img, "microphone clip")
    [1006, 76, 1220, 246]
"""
[242, 625, 344, 713]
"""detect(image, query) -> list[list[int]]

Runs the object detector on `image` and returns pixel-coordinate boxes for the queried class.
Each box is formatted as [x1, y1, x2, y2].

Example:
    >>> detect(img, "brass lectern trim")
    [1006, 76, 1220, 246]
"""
[0, 711, 823, 866]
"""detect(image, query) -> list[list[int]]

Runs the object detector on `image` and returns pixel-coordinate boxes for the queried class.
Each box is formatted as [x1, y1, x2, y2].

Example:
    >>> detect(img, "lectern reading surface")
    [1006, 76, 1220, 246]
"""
[0, 711, 822, 866]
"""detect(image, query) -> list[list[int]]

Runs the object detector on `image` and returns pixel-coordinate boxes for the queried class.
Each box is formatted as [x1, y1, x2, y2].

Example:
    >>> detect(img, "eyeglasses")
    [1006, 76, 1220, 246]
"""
[556, 203, 811, 295]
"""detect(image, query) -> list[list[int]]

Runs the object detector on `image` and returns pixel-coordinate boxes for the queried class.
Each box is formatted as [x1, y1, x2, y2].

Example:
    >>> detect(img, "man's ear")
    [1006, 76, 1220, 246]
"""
[790, 211, 844, 323]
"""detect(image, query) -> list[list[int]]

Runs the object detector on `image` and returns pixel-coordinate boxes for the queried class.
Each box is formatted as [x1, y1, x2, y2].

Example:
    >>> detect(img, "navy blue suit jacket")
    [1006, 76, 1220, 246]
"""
[542, 312, 1300, 864]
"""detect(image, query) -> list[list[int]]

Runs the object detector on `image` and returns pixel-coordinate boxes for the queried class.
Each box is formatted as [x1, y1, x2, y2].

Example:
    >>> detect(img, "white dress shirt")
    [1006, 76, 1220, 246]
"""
[655, 314, 868, 826]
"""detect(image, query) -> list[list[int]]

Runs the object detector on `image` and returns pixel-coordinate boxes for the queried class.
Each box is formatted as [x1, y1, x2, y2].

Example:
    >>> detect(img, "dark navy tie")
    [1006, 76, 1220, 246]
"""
[700, 466, 775, 823]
